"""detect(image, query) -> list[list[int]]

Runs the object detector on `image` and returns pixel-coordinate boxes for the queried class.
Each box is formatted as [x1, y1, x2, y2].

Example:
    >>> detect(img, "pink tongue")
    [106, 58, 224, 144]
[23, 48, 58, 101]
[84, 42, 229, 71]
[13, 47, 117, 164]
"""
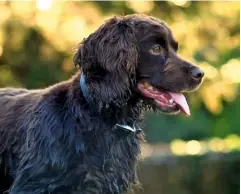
[168, 92, 190, 116]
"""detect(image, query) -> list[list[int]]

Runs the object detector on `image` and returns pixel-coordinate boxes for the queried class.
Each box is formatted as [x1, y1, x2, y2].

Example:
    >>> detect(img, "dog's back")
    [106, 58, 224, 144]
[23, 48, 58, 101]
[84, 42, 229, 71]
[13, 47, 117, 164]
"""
[0, 88, 29, 97]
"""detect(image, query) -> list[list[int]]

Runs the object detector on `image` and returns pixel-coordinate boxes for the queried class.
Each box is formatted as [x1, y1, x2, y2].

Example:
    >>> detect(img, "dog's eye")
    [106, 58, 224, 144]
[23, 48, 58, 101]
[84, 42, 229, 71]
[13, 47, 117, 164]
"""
[151, 45, 162, 54]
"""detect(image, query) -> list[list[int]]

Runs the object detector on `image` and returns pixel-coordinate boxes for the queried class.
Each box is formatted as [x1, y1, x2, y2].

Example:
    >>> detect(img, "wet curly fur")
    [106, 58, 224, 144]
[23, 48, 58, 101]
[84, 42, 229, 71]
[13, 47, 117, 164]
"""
[0, 14, 203, 194]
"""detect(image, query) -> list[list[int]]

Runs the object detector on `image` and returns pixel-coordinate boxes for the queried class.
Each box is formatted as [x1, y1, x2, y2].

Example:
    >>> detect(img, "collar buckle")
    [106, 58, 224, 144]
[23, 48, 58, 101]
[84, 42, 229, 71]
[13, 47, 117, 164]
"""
[113, 123, 142, 137]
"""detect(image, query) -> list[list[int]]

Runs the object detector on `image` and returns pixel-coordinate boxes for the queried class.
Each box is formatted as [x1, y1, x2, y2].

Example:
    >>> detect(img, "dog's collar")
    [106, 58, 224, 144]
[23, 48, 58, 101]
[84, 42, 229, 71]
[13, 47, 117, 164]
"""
[80, 74, 91, 104]
[80, 74, 142, 134]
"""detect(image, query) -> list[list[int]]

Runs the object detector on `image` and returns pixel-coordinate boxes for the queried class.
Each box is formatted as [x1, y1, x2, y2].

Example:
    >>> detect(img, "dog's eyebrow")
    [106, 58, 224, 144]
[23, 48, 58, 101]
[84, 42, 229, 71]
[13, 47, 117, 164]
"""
[171, 36, 179, 52]
[171, 40, 179, 51]
[168, 32, 179, 51]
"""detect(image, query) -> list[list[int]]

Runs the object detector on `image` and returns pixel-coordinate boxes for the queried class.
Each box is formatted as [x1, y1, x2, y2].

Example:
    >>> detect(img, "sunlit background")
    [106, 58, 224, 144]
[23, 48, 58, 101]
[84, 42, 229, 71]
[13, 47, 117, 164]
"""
[0, 1, 239, 194]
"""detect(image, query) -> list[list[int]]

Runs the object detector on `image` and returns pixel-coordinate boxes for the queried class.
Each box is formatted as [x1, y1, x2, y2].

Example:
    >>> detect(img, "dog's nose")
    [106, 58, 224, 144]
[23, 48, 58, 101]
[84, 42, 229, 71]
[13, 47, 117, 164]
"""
[190, 67, 204, 80]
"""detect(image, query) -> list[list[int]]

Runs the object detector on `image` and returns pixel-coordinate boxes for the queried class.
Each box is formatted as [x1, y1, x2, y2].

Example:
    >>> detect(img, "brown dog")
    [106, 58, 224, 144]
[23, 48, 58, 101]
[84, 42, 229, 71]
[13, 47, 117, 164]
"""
[0, 14, 204, 194]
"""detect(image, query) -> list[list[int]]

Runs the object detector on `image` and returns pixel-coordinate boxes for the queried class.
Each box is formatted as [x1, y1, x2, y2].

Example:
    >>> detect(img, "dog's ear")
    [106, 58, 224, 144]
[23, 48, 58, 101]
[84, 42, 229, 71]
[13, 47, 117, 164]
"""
[74, 17, 138, 107]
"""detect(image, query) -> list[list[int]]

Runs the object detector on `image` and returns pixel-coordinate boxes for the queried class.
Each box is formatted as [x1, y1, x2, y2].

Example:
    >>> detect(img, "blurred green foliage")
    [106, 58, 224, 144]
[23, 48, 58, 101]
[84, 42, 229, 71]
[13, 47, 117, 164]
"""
[0, 1, 239, 142]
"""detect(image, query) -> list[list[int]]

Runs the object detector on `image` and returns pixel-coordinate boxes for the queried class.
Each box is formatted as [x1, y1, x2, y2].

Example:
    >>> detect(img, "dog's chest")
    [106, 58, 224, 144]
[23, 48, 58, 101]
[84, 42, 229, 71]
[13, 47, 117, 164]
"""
[61, 130, 143, 193]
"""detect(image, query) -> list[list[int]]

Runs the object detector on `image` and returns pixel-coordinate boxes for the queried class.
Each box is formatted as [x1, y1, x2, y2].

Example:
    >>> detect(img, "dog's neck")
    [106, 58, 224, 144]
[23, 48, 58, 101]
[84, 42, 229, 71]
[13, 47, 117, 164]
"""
[80, 72, 143, 133]
[68, 72, 144, 133]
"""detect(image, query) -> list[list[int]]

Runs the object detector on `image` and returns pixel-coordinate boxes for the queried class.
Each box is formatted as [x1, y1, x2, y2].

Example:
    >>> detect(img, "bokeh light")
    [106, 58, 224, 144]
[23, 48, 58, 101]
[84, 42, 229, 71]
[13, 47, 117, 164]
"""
[36, 0, 53, 11]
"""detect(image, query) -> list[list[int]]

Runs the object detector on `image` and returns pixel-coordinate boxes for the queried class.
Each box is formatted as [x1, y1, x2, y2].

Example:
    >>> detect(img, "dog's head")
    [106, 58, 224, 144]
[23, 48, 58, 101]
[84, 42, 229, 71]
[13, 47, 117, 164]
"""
[74, 14, 204, 116]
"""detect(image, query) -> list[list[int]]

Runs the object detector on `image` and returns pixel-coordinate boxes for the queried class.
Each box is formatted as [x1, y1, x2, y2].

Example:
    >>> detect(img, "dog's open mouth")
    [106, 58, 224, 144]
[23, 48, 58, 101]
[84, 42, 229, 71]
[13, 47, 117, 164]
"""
[137, 82, 190, 116]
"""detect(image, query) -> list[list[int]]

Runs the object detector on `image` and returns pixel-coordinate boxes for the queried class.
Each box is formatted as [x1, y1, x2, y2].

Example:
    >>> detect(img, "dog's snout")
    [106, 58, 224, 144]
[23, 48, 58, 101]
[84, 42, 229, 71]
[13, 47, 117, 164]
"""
[190, 67, 204, 80]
